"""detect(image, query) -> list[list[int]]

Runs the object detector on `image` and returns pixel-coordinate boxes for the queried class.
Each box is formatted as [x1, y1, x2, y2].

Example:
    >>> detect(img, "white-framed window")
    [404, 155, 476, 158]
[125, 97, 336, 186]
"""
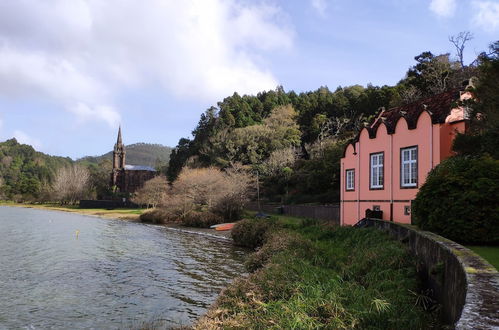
[345, 169, 355, 191]
[370, 152, 384, 189]
[401, 146, 418, 188]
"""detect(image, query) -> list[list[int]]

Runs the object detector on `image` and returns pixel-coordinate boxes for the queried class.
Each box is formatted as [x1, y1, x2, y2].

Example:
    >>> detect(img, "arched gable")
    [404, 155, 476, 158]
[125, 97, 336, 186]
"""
[342, 142, 356, 158]
[359, 127, 370, 141]
[415, 110, 432, 128]
[393, 115, 409, 134]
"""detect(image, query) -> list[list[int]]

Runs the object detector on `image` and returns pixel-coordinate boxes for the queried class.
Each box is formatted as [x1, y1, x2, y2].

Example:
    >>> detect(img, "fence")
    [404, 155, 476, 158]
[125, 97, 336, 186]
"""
[246, 202, 340, 225]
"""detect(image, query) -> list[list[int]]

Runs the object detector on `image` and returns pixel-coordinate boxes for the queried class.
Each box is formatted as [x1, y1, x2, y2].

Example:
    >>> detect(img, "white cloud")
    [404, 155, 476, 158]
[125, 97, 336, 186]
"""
[0, 0, 293, 127]
[429, 0, 457, 17]
[311, 0, 328, 16]
[472, 1, 499, 32]
[13, 130, 42, 149]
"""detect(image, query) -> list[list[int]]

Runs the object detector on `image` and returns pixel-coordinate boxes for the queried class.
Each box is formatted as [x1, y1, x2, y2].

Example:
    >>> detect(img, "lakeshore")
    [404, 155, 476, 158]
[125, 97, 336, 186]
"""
[0, 202, 234, 240]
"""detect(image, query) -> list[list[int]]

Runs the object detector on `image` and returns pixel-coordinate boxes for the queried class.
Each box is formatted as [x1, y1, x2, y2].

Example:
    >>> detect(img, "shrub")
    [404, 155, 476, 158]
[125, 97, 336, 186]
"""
[158, 166, 252, 224]
[231, 217, 279, 249]
[181, 211, 223, 228]
[139, 208, 175, 224]
[413, 156, 499, 244]
[131, 175, 168, 208]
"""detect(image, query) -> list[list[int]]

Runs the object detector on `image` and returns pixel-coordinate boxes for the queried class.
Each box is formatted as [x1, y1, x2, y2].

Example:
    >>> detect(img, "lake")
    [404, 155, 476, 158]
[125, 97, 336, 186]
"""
[0, 206, 247, 329]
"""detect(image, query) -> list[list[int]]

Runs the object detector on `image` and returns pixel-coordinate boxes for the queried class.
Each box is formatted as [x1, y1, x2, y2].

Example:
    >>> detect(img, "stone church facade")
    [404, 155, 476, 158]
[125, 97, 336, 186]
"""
[110, 127, 156, 194]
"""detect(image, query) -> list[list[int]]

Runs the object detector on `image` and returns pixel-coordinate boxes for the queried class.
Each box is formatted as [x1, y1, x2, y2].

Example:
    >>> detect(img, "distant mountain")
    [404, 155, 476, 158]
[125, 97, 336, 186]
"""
[78, 143, 172, 168]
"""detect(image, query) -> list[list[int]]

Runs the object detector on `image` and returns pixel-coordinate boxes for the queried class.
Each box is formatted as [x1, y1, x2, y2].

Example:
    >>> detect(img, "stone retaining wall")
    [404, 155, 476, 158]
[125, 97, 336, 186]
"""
[357, 218, 499, 329]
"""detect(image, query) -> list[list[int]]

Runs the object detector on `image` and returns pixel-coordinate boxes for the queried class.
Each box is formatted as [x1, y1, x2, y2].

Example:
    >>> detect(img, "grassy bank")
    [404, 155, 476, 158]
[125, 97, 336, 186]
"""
[0, 201, 144, 221]
[196, 217, 434, 329]
[466, 246, 499, 270]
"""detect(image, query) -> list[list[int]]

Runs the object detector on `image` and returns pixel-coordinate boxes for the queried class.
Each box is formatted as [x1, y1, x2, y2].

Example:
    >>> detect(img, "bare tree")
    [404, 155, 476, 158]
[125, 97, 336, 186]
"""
[261, 148, 296, 177]
[52, 164, 91, 204]
[400, 85, 423, 104]
[449, 31, 473, 68]
[132, 175, 168, 208]
[159, 166, 252, 222]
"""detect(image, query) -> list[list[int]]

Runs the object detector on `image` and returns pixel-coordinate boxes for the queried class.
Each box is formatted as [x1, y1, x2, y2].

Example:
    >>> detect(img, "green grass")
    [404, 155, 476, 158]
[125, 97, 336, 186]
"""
[198, 219, 435, 329]
[0, 202, 145, 219]
[466, 246, 499, 270]
[244, 209, 314, 227]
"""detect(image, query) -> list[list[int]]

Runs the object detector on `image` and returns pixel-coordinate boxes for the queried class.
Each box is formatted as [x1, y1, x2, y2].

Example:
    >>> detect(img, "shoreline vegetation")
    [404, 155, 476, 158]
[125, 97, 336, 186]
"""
[196, 217, 435, 329]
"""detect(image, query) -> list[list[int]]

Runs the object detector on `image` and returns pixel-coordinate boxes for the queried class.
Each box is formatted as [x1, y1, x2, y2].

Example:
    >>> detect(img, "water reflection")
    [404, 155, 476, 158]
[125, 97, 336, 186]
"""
[0, 207, 247, 329]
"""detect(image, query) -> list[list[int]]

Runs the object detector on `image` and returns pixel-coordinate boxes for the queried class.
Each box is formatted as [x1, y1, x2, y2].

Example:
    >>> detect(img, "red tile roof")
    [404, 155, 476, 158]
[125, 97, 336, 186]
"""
[368, 88, 460, 137]
[343, 88, 462, 156]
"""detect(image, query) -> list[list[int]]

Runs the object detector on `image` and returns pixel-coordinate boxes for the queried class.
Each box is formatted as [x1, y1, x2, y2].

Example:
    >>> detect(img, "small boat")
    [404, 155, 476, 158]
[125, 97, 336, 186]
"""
[215, 223, 235, 231]
[209, 223, 226, 229]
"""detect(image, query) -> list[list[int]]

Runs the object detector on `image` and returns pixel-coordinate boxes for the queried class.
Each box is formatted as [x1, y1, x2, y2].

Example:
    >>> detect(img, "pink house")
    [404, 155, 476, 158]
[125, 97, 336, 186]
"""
[340, 87, 472, 225]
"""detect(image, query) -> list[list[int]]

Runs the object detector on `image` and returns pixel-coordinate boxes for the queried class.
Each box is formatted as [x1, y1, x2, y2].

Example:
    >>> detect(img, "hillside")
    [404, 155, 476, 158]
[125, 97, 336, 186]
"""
[0, 138, 73, 200]
[79, 143, 172, 168]
[166, 43, 489, 204]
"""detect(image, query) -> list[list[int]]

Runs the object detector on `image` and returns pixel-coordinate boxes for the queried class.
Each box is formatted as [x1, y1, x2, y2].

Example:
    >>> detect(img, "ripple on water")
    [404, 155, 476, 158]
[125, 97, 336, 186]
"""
[0, 206, 248, 329]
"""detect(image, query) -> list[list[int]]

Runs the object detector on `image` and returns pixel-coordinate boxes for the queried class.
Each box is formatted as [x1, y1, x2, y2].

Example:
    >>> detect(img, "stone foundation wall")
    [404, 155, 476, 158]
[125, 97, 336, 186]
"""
[357, 218, 499, 328]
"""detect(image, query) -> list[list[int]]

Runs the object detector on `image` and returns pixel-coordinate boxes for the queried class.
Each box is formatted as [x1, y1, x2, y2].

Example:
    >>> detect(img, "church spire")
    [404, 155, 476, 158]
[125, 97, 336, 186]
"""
[112, 125, 126, 170]
[117, 125, 123, 146]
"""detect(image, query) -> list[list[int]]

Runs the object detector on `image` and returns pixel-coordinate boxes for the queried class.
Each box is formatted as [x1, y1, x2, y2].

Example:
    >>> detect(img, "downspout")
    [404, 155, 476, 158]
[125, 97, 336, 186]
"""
[390, 133, 393, 222]
[340, 161, 344, 226]
[430, 121, 434, 169]
[357, 142, 360, 221]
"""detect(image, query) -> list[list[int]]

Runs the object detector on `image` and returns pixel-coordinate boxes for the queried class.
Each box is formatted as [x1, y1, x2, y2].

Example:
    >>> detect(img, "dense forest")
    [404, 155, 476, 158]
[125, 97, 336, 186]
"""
[0, 139, 72, 200]
[168, 35, 498, 204]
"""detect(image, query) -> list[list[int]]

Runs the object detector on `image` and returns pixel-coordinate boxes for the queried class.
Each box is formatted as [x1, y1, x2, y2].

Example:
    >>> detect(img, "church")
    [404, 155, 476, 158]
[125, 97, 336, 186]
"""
[110, 127, 156, 194]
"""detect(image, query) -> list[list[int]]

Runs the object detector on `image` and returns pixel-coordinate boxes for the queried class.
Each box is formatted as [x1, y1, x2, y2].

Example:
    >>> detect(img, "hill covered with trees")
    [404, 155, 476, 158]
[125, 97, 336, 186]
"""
[0, 140, 172, 202]
[0, 138, 72, 200]
[168, 34, 496, 204]
[78, 143, 172, 168]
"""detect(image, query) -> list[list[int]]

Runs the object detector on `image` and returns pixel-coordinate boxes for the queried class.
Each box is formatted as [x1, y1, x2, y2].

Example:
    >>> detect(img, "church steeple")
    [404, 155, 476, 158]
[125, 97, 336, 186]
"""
[116, 125, 123, 146]
[113, 126, 126, 170]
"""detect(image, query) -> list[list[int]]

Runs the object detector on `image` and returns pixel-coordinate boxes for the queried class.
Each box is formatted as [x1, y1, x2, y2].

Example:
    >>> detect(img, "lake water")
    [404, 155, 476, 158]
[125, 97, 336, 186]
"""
[0, 206, 247, 329]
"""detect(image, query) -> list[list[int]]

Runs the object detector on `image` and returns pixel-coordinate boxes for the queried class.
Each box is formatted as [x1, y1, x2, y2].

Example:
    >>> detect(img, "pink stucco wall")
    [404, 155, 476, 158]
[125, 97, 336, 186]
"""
[340, 111, 466, 226]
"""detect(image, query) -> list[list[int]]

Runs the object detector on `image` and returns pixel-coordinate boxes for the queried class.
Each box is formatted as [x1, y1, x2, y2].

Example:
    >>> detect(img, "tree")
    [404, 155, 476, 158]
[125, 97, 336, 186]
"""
[453, 41, 499, 158]
[413, 156, 499, 244]
[157, 166, 252, 225]
[52, 164, 91, 204]
[449, 31, 473, 68]
[405, 52, 457, 96]
[132, 175, 168, 208]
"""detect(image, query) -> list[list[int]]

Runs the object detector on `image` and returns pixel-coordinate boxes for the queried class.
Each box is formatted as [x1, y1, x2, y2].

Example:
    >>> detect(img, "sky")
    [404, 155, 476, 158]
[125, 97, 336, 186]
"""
[0, 0, 497, 159]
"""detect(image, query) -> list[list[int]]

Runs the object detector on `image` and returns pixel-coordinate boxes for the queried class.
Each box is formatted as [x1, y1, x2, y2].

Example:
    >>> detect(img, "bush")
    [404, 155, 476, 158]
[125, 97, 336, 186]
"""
[181, 211, 223, 228]
[158, 166, 252, 224]
[413, 156, 499, 244]
[139, 208, 175, 224]
[231, 217, 279, 249]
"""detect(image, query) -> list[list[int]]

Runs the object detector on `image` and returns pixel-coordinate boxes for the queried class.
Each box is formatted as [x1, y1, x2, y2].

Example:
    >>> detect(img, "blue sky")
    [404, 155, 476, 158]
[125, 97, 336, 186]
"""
[0, 0, 497, 159]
